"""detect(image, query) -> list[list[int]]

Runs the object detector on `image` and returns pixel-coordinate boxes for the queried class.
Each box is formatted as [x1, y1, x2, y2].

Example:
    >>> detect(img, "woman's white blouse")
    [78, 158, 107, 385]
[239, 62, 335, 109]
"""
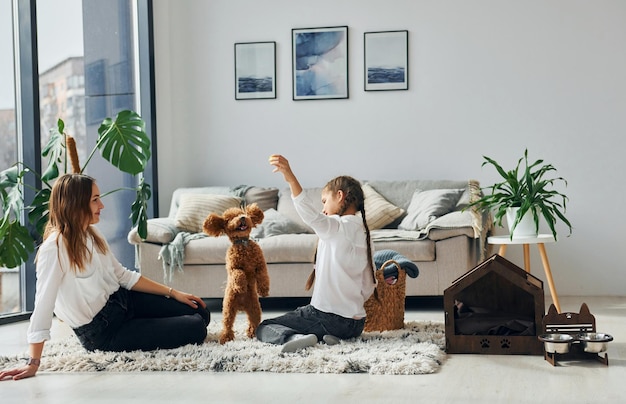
[27, 227, 141, 343]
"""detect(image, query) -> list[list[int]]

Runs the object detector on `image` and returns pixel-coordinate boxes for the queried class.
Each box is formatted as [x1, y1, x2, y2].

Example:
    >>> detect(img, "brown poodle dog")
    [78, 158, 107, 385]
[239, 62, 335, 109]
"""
[202, 203, 270, 344]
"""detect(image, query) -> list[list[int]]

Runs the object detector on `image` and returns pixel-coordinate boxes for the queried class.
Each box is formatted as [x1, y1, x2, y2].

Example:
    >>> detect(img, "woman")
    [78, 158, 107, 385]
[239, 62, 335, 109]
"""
[0, 174, 210, 381]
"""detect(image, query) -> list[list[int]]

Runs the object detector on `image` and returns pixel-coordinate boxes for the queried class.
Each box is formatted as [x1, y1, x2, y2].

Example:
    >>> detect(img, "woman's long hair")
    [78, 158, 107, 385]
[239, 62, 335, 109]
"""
[305, 176, 376, 290]
[40, 173, 108, 273]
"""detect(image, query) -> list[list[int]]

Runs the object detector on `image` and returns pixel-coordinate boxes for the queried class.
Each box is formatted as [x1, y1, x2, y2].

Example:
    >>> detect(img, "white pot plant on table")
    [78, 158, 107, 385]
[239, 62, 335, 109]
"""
[0, 110, 152, 269]
[466, 149, 572, 240]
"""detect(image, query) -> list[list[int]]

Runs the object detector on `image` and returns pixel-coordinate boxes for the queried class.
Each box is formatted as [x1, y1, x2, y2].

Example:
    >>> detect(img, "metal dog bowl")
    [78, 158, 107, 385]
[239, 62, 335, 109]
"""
[577, 333, 613, 353]
[538, 333, 574, 353]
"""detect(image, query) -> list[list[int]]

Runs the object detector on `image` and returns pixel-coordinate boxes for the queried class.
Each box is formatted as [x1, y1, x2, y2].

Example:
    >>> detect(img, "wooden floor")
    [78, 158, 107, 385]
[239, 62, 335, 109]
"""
[1, 296, 625, 403]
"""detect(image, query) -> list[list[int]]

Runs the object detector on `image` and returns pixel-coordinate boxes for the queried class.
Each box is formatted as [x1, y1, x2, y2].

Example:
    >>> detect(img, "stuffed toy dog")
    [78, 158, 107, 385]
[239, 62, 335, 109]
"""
[203, 203, 270, 344]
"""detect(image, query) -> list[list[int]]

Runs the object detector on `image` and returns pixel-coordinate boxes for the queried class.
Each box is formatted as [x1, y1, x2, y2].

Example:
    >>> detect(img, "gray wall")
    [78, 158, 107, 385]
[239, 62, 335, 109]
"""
[152, 0, 626, 297]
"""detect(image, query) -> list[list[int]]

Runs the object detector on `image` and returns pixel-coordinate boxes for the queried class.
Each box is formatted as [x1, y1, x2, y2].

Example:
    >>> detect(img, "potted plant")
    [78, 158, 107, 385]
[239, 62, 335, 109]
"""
[0, 110, 151, 269]
[466, 149, 572, 240]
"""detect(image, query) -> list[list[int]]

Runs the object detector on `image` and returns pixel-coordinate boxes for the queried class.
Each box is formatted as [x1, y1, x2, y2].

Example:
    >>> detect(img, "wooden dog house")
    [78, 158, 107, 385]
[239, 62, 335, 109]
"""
[444, 254, 545, 355]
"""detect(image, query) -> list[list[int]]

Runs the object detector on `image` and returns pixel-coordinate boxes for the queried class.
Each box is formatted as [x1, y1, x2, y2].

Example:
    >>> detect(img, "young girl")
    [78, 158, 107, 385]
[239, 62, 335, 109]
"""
[0, 174, 210, 381]
[256, 155, 376, 353]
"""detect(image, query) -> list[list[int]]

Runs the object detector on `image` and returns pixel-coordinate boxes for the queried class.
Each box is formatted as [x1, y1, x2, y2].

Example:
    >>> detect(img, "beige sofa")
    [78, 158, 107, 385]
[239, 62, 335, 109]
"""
[128, 180, 492, 299]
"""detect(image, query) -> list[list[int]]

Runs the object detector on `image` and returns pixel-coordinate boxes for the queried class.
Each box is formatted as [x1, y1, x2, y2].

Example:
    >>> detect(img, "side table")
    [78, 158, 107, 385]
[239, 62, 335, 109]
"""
[487, 234, 561, 313]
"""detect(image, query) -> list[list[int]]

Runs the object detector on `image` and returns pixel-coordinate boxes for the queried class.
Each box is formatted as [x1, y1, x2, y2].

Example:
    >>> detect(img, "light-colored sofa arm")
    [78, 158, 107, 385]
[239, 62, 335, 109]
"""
[127, 218, 180, 245]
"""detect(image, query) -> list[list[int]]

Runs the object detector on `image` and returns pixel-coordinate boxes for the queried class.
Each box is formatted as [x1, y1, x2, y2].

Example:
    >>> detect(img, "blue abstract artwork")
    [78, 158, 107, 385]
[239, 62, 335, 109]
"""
[364, 31, 408, 91]
[292, 26, 348, 100]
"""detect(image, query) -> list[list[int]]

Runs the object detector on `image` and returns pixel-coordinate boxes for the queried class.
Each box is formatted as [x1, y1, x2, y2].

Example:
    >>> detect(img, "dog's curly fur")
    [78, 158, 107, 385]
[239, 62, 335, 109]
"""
[202, 203, 270, 344]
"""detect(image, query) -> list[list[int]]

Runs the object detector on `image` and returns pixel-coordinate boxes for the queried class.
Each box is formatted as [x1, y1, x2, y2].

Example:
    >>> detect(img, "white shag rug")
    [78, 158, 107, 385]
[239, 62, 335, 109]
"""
[0, 320, 446, 375]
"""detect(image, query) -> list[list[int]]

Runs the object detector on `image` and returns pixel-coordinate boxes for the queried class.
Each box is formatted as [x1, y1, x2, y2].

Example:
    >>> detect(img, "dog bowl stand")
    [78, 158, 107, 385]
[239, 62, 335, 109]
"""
[542, 303, 609, 366]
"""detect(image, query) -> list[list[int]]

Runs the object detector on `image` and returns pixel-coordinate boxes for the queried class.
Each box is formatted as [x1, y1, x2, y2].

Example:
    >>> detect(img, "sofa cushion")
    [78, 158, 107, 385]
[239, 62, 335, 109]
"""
[183, 236, 231, 264]
[427, 227, 475, 241]
[182, 233, 318, 264]
[277, 185, 406, 232]
[398, 188, 465, 231]
[362, 183, 405, 230]
[174, 194, 242, 233]
[258, 234, 318, 263]
[276, 188, 322, 233]
[455, 179, 482, 210]
[245, 187, 279, 211]
[366, 180, 470, 211]
[127, 218, 179, 244]
[168, 186, 232, 218]
[251, 208, 311, 238]
[373, 238, 436, 261]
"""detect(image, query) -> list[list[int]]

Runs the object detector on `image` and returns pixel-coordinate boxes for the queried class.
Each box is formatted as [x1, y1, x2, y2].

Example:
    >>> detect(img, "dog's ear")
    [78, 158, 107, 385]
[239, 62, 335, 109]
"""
[203, 213, 226, 237]
[246, 203, 264, 226]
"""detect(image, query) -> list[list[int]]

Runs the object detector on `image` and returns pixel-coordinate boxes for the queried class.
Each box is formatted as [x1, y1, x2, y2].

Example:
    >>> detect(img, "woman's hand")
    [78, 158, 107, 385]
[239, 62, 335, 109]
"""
[0, 365, 38, 381]
[172, 290, 207, 309]
[1, 342, 44, 381]
[131, 276, 206, 309]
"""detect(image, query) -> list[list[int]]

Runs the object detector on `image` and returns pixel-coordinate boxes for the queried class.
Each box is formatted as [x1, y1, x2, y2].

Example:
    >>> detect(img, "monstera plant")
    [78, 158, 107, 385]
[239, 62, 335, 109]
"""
[0, 110, 151, 269]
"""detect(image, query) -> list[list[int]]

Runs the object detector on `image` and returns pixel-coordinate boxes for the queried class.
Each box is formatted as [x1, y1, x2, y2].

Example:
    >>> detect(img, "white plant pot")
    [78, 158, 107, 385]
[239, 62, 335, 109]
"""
[506, 207, 538, 238]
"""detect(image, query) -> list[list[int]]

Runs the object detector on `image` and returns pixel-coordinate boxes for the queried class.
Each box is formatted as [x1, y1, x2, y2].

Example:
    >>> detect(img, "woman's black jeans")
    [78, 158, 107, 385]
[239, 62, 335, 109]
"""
[73, 288, 210, 352]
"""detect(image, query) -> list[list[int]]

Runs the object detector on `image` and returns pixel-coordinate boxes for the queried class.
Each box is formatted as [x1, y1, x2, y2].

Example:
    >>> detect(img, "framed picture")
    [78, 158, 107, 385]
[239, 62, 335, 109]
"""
[364, 30, 408, 91]
[234, 41, 276, 100]
[292, 26, 348, 100]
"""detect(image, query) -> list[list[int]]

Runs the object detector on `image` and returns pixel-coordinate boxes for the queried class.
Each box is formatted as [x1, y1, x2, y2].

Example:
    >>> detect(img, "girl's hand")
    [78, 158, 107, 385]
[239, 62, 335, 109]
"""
[268, 154, 291, 175]
[0, 365, 38, 381]
[268, 154, 302, 196]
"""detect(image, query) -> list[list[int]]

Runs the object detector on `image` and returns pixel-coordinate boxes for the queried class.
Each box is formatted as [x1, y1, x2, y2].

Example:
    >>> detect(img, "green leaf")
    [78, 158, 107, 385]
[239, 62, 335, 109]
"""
[0, 220, 35, 269]
[28, 188, 51, 236]
[0, 166, 24, 221]
[0, 165, 19, 188]
[97, 110, 151, 175]
[41, 125, 67, 182]
[129, 179, 151, 240]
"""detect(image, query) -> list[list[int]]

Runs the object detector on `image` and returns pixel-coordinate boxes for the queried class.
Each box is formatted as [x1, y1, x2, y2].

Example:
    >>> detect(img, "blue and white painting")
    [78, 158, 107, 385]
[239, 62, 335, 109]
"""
[292, 26, 348, 100]
[235, 42, 276, 100]
[364, 31, 408, 91]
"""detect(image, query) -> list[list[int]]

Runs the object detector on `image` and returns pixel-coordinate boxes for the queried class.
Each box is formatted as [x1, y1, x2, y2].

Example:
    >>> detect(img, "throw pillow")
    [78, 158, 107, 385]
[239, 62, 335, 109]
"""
[398, 188, 465, 231]
[251, 209, 311, 238]
[276, 188, 321, 234]
[455, 180, 480, 210]
[175, 194, 242, 233]
[245, 187, 279, 211]
[362, 183, 405, 230]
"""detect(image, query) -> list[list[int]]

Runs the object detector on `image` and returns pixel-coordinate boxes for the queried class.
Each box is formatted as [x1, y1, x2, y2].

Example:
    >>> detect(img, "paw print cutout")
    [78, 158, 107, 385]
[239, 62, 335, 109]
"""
[500, 338, 511, 349]
[480, 338, 490, 348]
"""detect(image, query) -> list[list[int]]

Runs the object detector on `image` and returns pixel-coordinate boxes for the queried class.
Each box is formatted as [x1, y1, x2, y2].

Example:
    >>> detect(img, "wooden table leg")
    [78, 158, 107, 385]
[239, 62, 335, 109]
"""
[523, 244, 531, 273]
[498, 245, 507, 256]
[537, 243, 561, 313]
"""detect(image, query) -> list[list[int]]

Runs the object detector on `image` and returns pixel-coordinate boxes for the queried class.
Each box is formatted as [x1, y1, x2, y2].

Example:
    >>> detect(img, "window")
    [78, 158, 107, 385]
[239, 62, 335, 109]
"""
[1, 0, 156, 323]
[37, 0, 86, 163]
[0, 0, 19, 316]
